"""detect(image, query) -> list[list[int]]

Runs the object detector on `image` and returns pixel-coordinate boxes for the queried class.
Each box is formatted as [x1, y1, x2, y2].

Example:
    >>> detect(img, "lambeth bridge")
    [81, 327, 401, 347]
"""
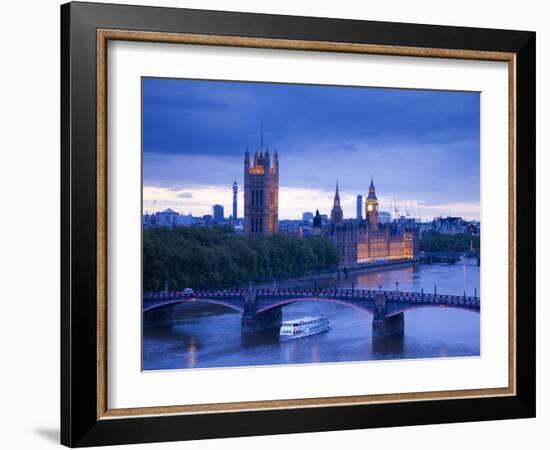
[143, 287, 480, 338]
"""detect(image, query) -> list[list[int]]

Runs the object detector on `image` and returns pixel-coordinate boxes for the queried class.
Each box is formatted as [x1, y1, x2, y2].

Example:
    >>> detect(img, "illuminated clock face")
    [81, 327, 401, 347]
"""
[367, 204, 373, 212]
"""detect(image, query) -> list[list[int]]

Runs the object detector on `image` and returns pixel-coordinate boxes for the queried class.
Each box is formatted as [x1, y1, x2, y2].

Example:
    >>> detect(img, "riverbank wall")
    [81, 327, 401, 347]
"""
[254, 258, 419, 289]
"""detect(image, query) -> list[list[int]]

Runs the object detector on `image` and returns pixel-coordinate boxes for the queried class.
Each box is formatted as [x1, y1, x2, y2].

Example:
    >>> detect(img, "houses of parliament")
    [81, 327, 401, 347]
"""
[243, 144, 418, 268]
[321, 179, 419, 268]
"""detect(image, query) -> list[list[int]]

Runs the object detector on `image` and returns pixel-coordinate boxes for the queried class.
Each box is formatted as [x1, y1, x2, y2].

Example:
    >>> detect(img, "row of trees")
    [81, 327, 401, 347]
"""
[420, 230, 480, 253]
[143, 225, 339, 291]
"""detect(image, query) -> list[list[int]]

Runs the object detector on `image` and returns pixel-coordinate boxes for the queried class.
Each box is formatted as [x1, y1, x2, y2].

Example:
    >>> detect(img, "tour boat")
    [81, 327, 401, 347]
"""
[279, 315, 330, 341]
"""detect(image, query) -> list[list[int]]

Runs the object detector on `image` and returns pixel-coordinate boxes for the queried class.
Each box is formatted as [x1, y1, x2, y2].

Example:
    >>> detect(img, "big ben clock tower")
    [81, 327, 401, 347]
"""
[365, 177, 379, 231]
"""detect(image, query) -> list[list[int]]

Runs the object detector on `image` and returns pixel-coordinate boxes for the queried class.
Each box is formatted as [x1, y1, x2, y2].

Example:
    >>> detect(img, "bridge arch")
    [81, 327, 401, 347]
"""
[255, 297, 374, 316]
[384, 303, 481, 317]
[143, 298, 244, 314]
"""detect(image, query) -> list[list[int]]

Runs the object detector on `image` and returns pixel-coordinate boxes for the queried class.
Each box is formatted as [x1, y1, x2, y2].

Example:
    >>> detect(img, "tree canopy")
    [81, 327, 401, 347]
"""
[420, 230, 479, 253]
[143, 226, 339, 291]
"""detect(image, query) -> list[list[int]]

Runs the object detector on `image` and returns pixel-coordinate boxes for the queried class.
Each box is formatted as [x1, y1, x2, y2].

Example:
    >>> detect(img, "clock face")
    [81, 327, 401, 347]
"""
[367, 204, 373, 212]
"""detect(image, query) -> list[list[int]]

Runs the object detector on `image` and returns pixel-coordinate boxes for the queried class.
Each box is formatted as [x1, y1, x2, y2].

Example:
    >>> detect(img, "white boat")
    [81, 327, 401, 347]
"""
[279, 315, 330, 341]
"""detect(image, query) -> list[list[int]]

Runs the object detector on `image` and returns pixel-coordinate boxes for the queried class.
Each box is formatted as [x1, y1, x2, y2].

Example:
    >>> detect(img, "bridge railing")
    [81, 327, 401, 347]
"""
[143, 288, 479, 305]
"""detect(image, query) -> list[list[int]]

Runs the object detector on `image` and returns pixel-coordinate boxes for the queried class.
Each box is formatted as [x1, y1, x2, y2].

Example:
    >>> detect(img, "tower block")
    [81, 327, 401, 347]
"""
[244, 145, 279, 237]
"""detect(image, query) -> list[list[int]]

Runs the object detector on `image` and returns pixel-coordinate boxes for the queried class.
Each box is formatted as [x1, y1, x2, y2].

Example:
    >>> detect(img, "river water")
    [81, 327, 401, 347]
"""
[143, 258, 480, 371]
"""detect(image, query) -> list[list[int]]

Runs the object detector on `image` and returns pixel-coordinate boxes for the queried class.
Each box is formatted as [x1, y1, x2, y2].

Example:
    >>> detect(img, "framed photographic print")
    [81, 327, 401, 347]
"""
[61, 1, 536, 447]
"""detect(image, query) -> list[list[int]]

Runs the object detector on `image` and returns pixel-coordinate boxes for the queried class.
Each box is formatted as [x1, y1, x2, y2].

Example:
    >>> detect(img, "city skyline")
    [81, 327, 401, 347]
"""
[143, 77, 480, 221]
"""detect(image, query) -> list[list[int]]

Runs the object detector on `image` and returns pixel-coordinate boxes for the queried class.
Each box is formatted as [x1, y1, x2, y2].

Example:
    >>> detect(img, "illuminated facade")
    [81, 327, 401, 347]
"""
[244, 146, 279, 237]
[326, 179, 418, 267]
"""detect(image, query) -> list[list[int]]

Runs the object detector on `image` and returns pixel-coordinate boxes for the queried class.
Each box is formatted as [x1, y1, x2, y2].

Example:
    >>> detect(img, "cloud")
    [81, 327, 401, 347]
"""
[176, 192, 193, 199]
[142, 78, 480, 156]
[143, 135, 480, 210]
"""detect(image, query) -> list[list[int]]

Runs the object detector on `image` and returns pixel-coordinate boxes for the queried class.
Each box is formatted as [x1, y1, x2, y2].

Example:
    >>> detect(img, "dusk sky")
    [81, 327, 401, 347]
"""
[143, 77, 480, 221]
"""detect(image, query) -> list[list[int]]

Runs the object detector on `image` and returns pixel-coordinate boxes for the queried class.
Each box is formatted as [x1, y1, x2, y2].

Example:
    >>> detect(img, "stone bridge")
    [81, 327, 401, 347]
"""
[143, 287, 479, 338]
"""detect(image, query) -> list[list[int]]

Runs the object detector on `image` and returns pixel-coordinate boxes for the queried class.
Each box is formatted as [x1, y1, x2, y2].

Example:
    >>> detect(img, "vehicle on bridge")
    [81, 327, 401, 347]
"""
[279, 315, 330, 341]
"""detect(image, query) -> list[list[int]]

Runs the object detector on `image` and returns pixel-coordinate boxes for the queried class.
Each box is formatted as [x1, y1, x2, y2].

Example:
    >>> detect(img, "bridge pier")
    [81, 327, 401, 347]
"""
[241, 288, 282, 334]
[242, 307, 282, 334]
[372, 294, 405, 339]
[143, 308, 176, 328]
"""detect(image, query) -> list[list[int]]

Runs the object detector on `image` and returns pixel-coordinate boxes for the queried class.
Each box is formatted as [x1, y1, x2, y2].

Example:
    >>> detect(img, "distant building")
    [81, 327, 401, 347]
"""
[312, 210, 322, 236]
[432, 216, 465, 234]
[418, 221, 433, 234]
[232, 180, 238, 221]
[243, 143, 279, 237]
[176, 214, 197, 226]
[143, 208, 179, 228]
[465, 222, 480, 236]
[302, 212, 314, 222]
[378, 211, 392, 224]
[212, 204, 224, 224]
[356, 195, 363, 221]
[279, 219, 310, 237]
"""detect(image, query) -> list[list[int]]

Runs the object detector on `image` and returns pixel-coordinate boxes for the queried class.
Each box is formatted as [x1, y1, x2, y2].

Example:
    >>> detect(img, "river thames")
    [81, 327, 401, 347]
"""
[143, 258, 480, 371]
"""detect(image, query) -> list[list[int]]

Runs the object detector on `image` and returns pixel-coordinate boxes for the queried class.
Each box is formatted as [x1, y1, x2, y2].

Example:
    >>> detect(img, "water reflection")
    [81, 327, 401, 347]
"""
[186, 336, 197, 368]
[372, 334, 405, 357]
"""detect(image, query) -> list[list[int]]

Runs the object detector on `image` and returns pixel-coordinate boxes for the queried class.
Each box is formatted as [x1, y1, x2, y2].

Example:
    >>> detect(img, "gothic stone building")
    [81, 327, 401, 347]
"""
[323, 179, 418, 268]
[243, 146, 279, 237]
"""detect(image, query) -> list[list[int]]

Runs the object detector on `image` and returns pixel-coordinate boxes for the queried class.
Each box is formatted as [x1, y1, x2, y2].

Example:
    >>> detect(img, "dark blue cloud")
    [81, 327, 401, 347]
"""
[142, 77, 480, 207]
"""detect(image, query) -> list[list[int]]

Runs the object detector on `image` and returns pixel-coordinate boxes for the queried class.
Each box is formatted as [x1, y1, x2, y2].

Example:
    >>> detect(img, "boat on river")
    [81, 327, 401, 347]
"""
[279, 315, 330, 341]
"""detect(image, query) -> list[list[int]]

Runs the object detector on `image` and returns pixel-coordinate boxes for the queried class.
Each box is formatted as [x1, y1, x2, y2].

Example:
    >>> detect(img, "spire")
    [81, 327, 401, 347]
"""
[367, 176, 377, 200]
[331, 181, 343, 224]
[334, 181, 341, 205]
